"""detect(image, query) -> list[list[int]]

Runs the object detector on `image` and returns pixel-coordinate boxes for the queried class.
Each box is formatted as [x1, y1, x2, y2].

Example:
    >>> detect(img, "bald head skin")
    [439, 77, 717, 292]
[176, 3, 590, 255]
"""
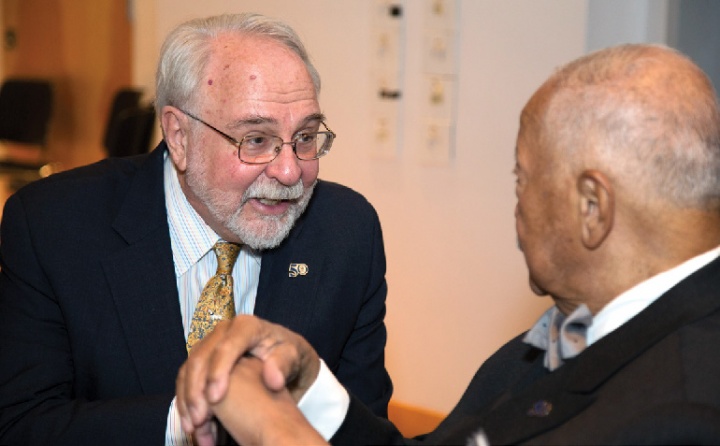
[514, 44, 720, 314]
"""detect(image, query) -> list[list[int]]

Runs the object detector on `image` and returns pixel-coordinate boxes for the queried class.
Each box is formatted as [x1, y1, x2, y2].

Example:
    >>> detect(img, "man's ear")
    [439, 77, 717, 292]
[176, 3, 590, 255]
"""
[577, 169, 614, 249]
[161, 106, 189, 172]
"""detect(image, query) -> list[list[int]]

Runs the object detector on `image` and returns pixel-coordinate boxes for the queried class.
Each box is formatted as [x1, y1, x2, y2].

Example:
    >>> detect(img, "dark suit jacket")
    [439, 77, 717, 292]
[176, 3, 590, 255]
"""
[333, 256, 720, 445]
[0, 143, 392, 445]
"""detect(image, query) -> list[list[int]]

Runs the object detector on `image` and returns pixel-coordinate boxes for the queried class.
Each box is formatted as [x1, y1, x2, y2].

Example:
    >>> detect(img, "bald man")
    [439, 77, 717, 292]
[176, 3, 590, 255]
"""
[177, 43, 720, 445]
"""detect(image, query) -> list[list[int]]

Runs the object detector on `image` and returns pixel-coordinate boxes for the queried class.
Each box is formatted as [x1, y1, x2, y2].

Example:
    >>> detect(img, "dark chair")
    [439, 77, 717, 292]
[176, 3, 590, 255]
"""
[0, 78, 54, 177]
[103, 88, 143, 153]
[105, 104, 156, 158]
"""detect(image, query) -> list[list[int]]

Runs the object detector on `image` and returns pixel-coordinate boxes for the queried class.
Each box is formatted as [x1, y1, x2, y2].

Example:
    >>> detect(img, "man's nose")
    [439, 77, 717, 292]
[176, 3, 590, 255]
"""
[263, 143, 302, 186]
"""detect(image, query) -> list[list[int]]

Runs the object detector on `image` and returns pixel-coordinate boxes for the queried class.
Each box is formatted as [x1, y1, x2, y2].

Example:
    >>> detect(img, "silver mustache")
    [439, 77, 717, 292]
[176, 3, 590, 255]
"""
[241, 178, 304, 204]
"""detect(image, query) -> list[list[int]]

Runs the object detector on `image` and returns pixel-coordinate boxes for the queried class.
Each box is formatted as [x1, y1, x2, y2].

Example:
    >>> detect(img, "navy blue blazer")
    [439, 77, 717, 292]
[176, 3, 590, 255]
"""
[331, 256, 720, 445]
[0, 143, 392, 445]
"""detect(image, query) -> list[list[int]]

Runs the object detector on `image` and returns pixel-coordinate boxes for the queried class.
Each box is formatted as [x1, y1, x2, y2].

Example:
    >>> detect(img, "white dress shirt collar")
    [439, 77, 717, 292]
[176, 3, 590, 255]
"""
[163, 152, 219, 277]
[587, 245, 720, 345]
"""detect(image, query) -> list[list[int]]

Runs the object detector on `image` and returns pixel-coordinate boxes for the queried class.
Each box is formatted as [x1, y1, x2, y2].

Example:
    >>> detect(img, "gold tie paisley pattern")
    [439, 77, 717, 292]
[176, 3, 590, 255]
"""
[186, 242, 242, 352]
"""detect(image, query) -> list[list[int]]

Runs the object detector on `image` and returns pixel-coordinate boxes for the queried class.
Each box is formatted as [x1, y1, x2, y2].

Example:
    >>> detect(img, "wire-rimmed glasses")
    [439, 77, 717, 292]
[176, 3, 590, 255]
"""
[180, 109, 336, 165]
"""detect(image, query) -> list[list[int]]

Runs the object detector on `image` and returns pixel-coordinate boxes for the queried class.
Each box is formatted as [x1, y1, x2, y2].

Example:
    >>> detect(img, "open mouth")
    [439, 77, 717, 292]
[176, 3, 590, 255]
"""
[257, 198, 282, 206]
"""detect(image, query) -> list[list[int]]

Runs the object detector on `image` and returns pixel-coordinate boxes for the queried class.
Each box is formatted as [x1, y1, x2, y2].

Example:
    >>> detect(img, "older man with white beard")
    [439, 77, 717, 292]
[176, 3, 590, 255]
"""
[0, 13, 392, 446]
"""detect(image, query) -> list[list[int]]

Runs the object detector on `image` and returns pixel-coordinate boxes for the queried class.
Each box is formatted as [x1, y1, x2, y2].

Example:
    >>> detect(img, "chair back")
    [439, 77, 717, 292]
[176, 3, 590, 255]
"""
[0, 79, 53, 146]
[103, 88, 143, 151]
[105, 105, 156, 157]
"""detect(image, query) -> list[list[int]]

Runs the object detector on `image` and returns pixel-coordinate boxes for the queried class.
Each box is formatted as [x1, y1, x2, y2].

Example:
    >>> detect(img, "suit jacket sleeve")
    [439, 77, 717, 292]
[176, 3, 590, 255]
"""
[0, 151, 184, 445]
[331, 394, 409, 445]
[329, 193, 393, 417]
[0, 194, 170, 445]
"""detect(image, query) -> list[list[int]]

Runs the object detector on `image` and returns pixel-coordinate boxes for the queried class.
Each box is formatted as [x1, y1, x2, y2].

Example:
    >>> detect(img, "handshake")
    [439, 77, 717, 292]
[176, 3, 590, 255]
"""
[176, 315, 328, 446]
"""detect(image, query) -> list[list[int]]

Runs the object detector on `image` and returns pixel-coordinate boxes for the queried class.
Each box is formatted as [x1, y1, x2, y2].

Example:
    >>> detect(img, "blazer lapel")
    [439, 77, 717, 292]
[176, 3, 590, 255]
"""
[254, 210, 322, 335]
[475, 361, 594, 444]
[101, 145, 187, 394]
[568, 255, 720, 394]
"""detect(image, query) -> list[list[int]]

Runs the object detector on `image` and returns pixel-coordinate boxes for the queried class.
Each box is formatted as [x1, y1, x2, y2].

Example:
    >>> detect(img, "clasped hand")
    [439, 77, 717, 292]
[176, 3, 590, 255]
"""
[176, 315, 324, 446]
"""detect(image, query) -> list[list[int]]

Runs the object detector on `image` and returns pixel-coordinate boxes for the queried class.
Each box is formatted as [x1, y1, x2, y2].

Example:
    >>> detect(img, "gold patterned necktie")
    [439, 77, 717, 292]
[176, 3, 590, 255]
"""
[186, 241, 242, 352]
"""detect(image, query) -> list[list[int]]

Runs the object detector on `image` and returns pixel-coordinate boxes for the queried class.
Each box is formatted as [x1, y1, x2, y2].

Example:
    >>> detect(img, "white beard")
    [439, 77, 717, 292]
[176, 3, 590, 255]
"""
[186, 166, 316, 250]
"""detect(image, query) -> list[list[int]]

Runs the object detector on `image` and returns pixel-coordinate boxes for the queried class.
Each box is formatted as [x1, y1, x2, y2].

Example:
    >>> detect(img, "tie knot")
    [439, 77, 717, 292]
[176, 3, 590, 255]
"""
[213, 241, 241, 274]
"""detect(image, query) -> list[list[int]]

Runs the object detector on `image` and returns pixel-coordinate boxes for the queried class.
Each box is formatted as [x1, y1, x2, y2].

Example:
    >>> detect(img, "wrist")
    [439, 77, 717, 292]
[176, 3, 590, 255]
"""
[259, 402, 326, 445]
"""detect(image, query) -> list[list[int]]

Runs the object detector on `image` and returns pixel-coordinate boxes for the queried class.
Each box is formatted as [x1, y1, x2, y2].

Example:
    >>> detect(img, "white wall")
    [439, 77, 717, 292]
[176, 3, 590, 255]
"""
[586, 0, 670, 51]
[132, 0, 664, 413]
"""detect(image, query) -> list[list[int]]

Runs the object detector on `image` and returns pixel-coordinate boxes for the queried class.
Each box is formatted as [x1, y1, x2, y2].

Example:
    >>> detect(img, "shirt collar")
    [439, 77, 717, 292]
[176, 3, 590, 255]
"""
[523, 303, 593, 370]
[525, 245, 720, 351]
[164, 152, 219, 276]
[587, 245, 720, 345]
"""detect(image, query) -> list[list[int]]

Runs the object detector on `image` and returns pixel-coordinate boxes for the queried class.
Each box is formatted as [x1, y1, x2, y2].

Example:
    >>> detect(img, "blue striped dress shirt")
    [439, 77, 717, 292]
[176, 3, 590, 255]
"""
[163, 152, 261, 445]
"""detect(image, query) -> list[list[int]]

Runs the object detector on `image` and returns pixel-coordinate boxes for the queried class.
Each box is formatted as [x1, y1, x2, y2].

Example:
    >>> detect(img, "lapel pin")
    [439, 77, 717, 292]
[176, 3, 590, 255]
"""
[288, 263, 309, 278]
[527, 400, 552, 417]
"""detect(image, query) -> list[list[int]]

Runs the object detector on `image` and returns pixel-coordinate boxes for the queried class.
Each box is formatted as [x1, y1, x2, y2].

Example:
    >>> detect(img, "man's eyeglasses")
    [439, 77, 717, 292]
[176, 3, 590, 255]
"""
[179, 109, 335, 165]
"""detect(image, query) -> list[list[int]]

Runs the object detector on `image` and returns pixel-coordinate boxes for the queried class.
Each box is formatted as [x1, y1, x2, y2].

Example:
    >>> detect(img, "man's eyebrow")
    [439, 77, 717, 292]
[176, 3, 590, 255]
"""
[227, 113, 327, 130]
[227, 116, 277, 129]
[301, 113, 327, 126]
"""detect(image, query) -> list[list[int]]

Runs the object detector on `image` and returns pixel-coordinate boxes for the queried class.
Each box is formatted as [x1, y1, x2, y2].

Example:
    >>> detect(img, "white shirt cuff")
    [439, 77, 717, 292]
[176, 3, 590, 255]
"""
[297, 359, 350, 440]
[166, 397, 194, 446]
